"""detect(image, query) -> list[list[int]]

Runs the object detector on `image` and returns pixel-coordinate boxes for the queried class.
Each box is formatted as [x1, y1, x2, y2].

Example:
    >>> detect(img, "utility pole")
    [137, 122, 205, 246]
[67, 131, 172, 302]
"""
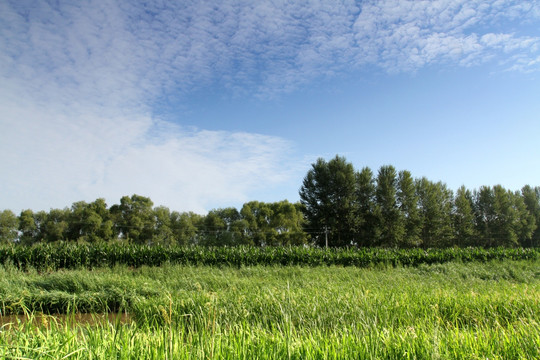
[325, 226, 328, 249]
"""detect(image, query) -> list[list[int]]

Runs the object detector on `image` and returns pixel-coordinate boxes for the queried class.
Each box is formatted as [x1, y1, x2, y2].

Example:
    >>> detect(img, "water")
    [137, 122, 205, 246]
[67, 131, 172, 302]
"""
[0, 312, 132, 329]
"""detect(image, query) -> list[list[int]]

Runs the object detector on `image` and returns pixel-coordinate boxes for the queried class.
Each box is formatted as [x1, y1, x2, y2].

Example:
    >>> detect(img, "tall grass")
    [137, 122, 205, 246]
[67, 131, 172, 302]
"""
[1, 260, 539, 358]
[2, 318, 538, 359]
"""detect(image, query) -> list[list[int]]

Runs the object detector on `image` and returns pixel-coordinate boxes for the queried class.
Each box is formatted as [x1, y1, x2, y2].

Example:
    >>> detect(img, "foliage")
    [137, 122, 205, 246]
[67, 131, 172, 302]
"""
[355, 167, 379, 246]
[0, 210, 18, 244]
[110, 195, 154, 243]
[241, 201, 306, 246]
[300, 155, 360, 247]
[397, 170, 422, 247]
[299, 155, 539, 248]
[376, 165, 405, 247]
[453, 185, 476, 247]
[522, 185, 540, 247]
[416, 178, 454, 248]
[68, 199, 114, 242]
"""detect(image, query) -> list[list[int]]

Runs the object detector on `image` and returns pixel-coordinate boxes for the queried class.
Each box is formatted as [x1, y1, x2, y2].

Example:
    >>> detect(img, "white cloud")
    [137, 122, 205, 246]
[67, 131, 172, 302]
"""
[2, 0, 538, 97]
[0, 95, 295, 213]
[352, 0, 540, 72]
[1, 0, 540, 212]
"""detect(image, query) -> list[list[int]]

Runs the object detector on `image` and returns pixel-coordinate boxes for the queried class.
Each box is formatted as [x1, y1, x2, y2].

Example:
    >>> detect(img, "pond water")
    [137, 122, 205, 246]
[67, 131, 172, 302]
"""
[0, 312, 132, 329]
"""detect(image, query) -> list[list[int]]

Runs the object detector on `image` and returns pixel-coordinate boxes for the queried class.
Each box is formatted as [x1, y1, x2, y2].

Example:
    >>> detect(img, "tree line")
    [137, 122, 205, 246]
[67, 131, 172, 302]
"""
[300, 156, 540, 248]
[0, 196, 307, 246]
[1, 155, 539, 248]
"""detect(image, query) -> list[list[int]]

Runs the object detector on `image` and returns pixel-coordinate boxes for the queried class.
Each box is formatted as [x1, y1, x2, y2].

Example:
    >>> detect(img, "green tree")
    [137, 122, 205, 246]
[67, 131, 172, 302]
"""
[492, 185, 519, 247]
[42, 208, 70, 242]
[110, 195, 154, 243]
[521, 185, 540, 247]
[68, 199, 113, 242]
[487, 185, 535, 247]
[375, 165, 404, 247]
[299, 156, 360, 247]
[416, 178, 453, 248]
[241, 201, 306, 246]
[510, 189, 536, 246]
[268, 201, 307, 246]
[170, 211, 202, 245]
[452, 186, 476, 247]
[397, 170, 422, 247]
[18, 209, 38, 245]
[200, 208, 241, 246]
[355, 167, 379, 247]
[474, 186, 496, 247]
[214, 207, 248, 245]
[152, 206, 175, 245]
[241, 202, 273, 246]
[33, 211, 49, 242]
[89, 198, 114, 241]
[0, 210, 18, 244]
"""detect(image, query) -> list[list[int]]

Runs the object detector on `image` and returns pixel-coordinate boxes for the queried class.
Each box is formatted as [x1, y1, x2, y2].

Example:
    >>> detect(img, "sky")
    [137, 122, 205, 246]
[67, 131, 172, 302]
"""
[1, 0, 540, 214]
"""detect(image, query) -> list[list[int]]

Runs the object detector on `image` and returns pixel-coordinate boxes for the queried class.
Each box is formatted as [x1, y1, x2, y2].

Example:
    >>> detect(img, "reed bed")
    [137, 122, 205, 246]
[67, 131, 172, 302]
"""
[1, 260, 539, 359]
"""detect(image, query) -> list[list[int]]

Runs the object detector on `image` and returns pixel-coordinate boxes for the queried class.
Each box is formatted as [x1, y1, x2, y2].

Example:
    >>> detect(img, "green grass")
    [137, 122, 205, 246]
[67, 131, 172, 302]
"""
[1, 260, 539, 359]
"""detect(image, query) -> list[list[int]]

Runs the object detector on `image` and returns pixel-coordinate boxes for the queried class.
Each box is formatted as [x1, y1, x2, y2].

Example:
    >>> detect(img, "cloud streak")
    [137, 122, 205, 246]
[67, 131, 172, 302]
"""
[1, 0, 539, 212]
[5, 0, 537, 98]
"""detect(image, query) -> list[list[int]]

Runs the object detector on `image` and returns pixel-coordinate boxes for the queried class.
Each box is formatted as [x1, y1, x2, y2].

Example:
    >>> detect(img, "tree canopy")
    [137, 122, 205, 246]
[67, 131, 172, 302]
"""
[299, 156, 538, 248]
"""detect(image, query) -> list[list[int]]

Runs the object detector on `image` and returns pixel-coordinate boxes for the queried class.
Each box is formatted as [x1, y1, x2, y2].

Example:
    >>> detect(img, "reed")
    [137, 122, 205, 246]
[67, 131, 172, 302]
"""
[1, 260, 539, 359]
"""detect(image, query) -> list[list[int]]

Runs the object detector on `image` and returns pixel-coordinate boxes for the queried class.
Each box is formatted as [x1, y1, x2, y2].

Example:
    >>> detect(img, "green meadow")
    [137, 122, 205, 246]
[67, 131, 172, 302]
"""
[1, 254, 539, 359]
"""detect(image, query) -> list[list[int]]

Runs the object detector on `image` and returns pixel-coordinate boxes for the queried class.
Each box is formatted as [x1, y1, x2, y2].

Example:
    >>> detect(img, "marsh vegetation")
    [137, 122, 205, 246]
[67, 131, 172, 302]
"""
[1, 255, 538, 359]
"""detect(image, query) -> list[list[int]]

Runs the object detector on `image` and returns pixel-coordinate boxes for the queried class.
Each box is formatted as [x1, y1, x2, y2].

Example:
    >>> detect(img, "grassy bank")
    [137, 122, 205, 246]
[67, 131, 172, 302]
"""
[1, 260, 539, 358]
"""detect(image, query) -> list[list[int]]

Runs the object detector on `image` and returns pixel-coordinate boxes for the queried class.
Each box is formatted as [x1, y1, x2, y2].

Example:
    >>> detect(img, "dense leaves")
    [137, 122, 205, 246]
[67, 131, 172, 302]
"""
[4, 198, 306, 247]
[299, 156, 359, 247]
[299, 156, 539, 248]
[0, 210, 18, 244]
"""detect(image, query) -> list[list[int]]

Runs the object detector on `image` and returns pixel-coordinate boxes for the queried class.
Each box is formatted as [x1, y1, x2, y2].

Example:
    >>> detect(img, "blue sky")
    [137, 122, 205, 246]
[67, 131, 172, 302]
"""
[1, 0, 540, 214]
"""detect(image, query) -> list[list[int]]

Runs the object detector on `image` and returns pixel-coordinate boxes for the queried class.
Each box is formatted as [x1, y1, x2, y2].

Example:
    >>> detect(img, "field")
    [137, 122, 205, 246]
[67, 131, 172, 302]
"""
[1, 246, 539, 359]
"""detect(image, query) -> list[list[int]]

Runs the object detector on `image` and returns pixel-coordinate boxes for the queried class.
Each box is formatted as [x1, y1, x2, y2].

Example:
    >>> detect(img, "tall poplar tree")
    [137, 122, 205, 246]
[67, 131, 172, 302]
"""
[376, 165, 404, 247]
[416, 178, 453, 248]
[521, 185, 540, 247]
[397, 170, 422, 247]
[491, 185, 520, 247]
[355, 167, 379, 246]
[453, 185, 476, 247]
[510, 189, 536, 246]
[474, 186, 496, 247]
[299, 156, 359, 247]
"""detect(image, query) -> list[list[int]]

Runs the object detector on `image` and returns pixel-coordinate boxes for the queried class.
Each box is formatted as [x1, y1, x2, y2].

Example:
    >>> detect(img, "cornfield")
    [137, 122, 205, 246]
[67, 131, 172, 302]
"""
[1, 243, 538, 270]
